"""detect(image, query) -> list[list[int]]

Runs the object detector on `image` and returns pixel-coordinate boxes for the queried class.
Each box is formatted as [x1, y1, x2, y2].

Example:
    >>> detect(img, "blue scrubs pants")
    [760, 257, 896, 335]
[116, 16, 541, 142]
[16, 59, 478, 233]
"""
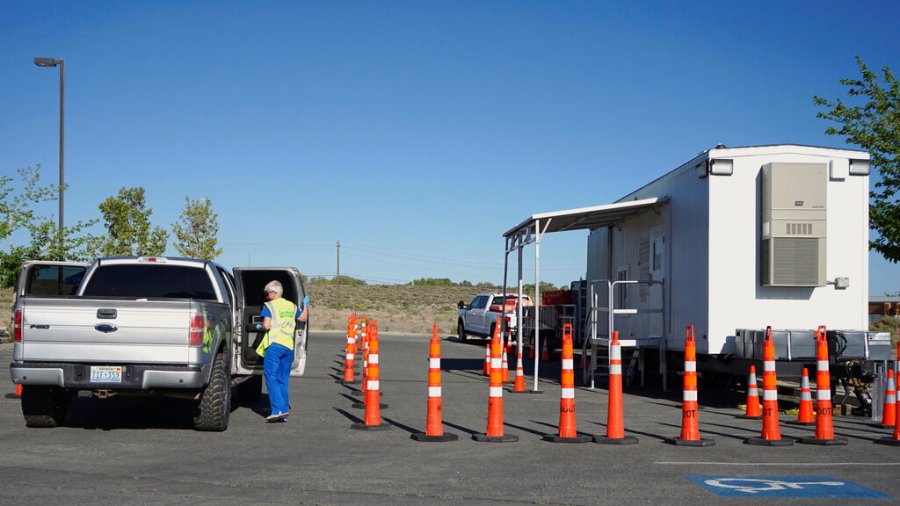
[264, 343, 293, 416]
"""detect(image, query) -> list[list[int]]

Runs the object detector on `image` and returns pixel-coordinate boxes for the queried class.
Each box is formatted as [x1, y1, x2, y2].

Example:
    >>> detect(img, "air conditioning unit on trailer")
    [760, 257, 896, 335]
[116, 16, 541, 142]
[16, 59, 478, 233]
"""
[760, 162, 827, 287]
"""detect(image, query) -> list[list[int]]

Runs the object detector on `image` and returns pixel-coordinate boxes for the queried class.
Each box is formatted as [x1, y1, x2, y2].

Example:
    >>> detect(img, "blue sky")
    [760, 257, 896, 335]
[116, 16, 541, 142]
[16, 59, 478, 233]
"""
[1, 1, 898, 294]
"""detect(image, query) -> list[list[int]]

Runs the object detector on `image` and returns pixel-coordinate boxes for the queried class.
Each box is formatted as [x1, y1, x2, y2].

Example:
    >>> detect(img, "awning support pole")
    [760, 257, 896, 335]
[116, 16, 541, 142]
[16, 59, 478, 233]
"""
[516, 241, 524, 366]
[532, 218, 551, 391]
[501, 239, 509, 342]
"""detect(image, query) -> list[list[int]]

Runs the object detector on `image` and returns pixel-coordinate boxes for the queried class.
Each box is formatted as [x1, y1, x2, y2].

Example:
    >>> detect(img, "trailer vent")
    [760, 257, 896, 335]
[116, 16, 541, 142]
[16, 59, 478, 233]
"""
[786, 223, 813, 236]
[760, 163, 827, 287]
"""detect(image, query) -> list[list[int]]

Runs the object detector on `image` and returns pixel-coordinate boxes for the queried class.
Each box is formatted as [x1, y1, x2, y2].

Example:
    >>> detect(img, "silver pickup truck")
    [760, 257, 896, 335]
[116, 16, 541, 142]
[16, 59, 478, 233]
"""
[9, 257, 307, 431]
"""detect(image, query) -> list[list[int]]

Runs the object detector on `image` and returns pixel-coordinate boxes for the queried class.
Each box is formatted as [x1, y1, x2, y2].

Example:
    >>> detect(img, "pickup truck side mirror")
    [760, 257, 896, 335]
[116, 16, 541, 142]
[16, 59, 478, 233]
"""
[457, 301, 465, 310]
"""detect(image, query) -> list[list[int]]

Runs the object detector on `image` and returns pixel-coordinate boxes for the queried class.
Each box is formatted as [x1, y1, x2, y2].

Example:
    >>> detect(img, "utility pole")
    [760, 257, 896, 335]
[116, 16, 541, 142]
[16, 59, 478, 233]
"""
[336, 240, 341, 310]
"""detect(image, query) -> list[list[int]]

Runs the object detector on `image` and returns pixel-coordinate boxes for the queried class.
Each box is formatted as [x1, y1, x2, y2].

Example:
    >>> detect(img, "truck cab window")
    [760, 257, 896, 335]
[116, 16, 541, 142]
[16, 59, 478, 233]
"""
[81, 265, 216, 300]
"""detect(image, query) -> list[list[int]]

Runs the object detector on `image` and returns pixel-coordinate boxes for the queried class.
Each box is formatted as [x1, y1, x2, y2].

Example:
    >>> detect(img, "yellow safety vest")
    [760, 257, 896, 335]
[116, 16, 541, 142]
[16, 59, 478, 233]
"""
[256, 297, 297, 357]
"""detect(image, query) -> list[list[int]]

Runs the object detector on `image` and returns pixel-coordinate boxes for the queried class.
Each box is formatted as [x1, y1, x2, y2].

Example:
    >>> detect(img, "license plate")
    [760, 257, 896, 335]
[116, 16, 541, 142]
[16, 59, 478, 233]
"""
[90, 366, 123, 383]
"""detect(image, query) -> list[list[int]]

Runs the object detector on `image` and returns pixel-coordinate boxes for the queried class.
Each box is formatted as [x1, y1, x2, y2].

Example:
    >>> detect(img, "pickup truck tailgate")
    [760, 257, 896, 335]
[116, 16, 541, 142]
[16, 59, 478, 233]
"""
[19, 298, 194, 364]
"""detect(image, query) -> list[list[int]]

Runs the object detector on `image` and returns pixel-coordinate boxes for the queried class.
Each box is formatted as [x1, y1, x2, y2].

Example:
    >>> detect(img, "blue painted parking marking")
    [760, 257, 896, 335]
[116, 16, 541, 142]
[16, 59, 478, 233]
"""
[686, 475, 889, 498]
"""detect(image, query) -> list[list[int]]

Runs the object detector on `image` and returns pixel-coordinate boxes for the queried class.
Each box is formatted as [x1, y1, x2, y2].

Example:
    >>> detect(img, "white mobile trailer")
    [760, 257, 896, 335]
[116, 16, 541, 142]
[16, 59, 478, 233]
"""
[585, 144, 891, 368]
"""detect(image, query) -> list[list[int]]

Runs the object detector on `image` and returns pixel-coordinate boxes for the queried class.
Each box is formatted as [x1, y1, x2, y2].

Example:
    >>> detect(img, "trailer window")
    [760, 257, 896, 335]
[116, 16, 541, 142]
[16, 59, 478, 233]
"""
[82, 265, 217, 300]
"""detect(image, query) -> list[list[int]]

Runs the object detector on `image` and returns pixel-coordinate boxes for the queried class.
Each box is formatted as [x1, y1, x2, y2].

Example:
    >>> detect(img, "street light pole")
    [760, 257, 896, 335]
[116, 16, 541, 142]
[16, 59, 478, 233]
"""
[33, 57, 65, 255]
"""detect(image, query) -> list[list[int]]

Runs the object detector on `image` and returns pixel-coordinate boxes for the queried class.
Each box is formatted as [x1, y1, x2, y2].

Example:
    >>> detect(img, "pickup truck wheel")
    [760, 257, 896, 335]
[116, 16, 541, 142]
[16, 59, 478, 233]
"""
[237, 375, 262, 403]
[193, 352, 231, 431]
[457, 320, 467, 343]
[21, 386, 69, 428]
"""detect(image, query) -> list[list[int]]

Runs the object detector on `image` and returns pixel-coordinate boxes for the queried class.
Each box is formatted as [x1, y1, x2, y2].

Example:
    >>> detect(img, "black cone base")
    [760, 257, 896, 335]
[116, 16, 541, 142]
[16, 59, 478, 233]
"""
[666, 437, 715, 447]
[350, 422, 390, 431]
[797, 436, 848, 445]
[735, 414, 762, 420]
[338, 379, 361, 385]
[875, 437, 900, 446]
[542, 434, 592, 444]
[786, 420, 816, 426]
[411, 432, 459, 442]
[594, 435, 639, 445]
[745, 436, 795, 446]
[472, 433, 518, 443]
[869, 422, 895, 429]
[351, 402, 388, 409]
[351, 390, 385, 397]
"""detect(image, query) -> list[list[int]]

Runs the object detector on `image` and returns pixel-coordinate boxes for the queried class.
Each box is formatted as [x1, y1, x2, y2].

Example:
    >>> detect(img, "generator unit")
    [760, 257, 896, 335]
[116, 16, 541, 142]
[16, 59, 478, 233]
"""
[760, 162, 827, 287]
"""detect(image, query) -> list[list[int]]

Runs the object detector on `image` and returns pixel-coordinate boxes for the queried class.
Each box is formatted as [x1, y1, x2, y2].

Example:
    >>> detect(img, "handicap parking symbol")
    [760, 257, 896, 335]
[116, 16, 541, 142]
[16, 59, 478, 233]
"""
[686, 476, 889, 499]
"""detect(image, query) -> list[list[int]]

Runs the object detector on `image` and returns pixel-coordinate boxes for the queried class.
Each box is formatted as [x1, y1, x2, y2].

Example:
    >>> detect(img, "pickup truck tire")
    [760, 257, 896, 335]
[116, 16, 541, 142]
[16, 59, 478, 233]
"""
[237, 375, 263, 403]
[193, 352, 231, 431]
[21, 386, 69, 428]
[457, 320, 467, 343]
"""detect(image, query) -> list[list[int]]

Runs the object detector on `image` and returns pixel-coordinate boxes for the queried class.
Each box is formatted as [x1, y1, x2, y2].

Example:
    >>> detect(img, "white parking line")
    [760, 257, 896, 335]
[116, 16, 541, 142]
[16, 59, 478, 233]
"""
[656, 462, 900, 467]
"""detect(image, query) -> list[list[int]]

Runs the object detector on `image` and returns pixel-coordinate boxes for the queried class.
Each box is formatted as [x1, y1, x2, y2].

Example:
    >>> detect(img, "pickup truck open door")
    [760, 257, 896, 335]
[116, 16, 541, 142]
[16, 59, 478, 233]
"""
[232, 267, 308, 377]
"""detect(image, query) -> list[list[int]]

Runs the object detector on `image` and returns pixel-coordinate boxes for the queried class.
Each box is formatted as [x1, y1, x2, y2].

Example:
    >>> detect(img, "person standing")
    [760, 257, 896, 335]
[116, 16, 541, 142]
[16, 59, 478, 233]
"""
[256, 280, 309, 422]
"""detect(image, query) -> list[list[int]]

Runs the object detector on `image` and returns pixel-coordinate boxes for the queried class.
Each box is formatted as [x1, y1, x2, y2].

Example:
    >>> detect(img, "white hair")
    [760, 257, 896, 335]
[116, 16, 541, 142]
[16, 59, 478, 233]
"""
[264, 280, 283, 296]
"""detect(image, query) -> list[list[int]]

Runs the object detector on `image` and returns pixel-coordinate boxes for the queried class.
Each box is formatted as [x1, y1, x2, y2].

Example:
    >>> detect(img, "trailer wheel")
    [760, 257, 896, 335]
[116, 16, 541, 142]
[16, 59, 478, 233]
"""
[457, 320, 467, 343]
[22, 386, 69, 428]
[193, 352, 231, 431]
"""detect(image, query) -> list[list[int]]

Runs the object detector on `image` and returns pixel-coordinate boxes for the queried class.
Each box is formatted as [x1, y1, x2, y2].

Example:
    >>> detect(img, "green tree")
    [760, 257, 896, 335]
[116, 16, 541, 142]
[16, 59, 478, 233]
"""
[171, 197, 222, 260]
[309, 275, 366, 286]
[815, 57, 900, 262]
[409, 277, 454, 286]
[90, 186, 167, 257]
[0, 165, 95, 287]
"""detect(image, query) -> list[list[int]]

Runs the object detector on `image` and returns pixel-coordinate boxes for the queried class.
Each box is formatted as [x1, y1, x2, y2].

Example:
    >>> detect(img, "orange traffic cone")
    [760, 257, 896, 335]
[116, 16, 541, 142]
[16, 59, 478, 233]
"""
[529, 335, 536, 360]
[746, 326, 794, 446]
[501, 347, 510, 383]
[351, 327, 369, 398]
[877, 348, 900, 445]
[877, 413, 900, 445]
[736, 365, 762, 419]
[352, 322, 387, 409]
[799, 326, 847, 445]
[359, 314, 367, 353]
[595, 331, 638, 444]
[667, 325, 714, 446]
[873, 369, 897, 428]
[512, 342, 527, 393]
[544, 324, 590, 443]
[15, 384, 23, 396]
[483, 342, 491, 376]
[412, 324, 458, 442]
[541, 338, 550, 362]
[351, 321, 390, 431]
[340, 318, 359, 384]
[788, 368, 815, 426]
[473, 322, 518, 442]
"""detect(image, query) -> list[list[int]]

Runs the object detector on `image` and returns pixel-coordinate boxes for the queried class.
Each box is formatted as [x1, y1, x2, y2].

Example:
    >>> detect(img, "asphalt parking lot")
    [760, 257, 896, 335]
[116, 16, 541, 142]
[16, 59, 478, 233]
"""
[1, 333, 897, 505]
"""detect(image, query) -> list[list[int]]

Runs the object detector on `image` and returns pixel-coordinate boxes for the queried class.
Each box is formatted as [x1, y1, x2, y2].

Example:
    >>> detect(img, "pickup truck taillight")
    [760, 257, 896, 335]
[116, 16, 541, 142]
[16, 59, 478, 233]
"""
[505, 316, 511, 328]
[189, 314, 204, 346]
[14, 310, 22, 342]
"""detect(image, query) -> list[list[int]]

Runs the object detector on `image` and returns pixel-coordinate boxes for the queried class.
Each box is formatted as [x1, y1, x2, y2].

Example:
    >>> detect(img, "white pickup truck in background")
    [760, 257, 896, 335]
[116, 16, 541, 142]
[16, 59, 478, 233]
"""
[9, 257, 308, 431]
[456, 292, 532, 342]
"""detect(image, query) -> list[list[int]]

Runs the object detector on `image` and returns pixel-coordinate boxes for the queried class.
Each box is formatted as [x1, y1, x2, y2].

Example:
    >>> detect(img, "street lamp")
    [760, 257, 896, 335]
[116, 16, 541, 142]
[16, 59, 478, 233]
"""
[33, 56, 65, 254]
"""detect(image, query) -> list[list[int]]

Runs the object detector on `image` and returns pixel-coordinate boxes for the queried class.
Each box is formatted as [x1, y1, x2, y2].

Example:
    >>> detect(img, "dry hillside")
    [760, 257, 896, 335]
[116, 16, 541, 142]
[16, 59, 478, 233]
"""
[306, 283, 492, 334]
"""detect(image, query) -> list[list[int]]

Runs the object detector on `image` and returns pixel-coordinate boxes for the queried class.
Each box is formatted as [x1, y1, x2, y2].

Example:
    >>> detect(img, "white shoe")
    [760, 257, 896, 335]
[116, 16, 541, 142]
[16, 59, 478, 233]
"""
[266, 414, 285, 423]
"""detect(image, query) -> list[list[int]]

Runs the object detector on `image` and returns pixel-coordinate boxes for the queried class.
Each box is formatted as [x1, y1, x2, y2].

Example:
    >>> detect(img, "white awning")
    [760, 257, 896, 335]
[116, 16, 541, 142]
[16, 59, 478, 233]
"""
[503, 197, 668, 239]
